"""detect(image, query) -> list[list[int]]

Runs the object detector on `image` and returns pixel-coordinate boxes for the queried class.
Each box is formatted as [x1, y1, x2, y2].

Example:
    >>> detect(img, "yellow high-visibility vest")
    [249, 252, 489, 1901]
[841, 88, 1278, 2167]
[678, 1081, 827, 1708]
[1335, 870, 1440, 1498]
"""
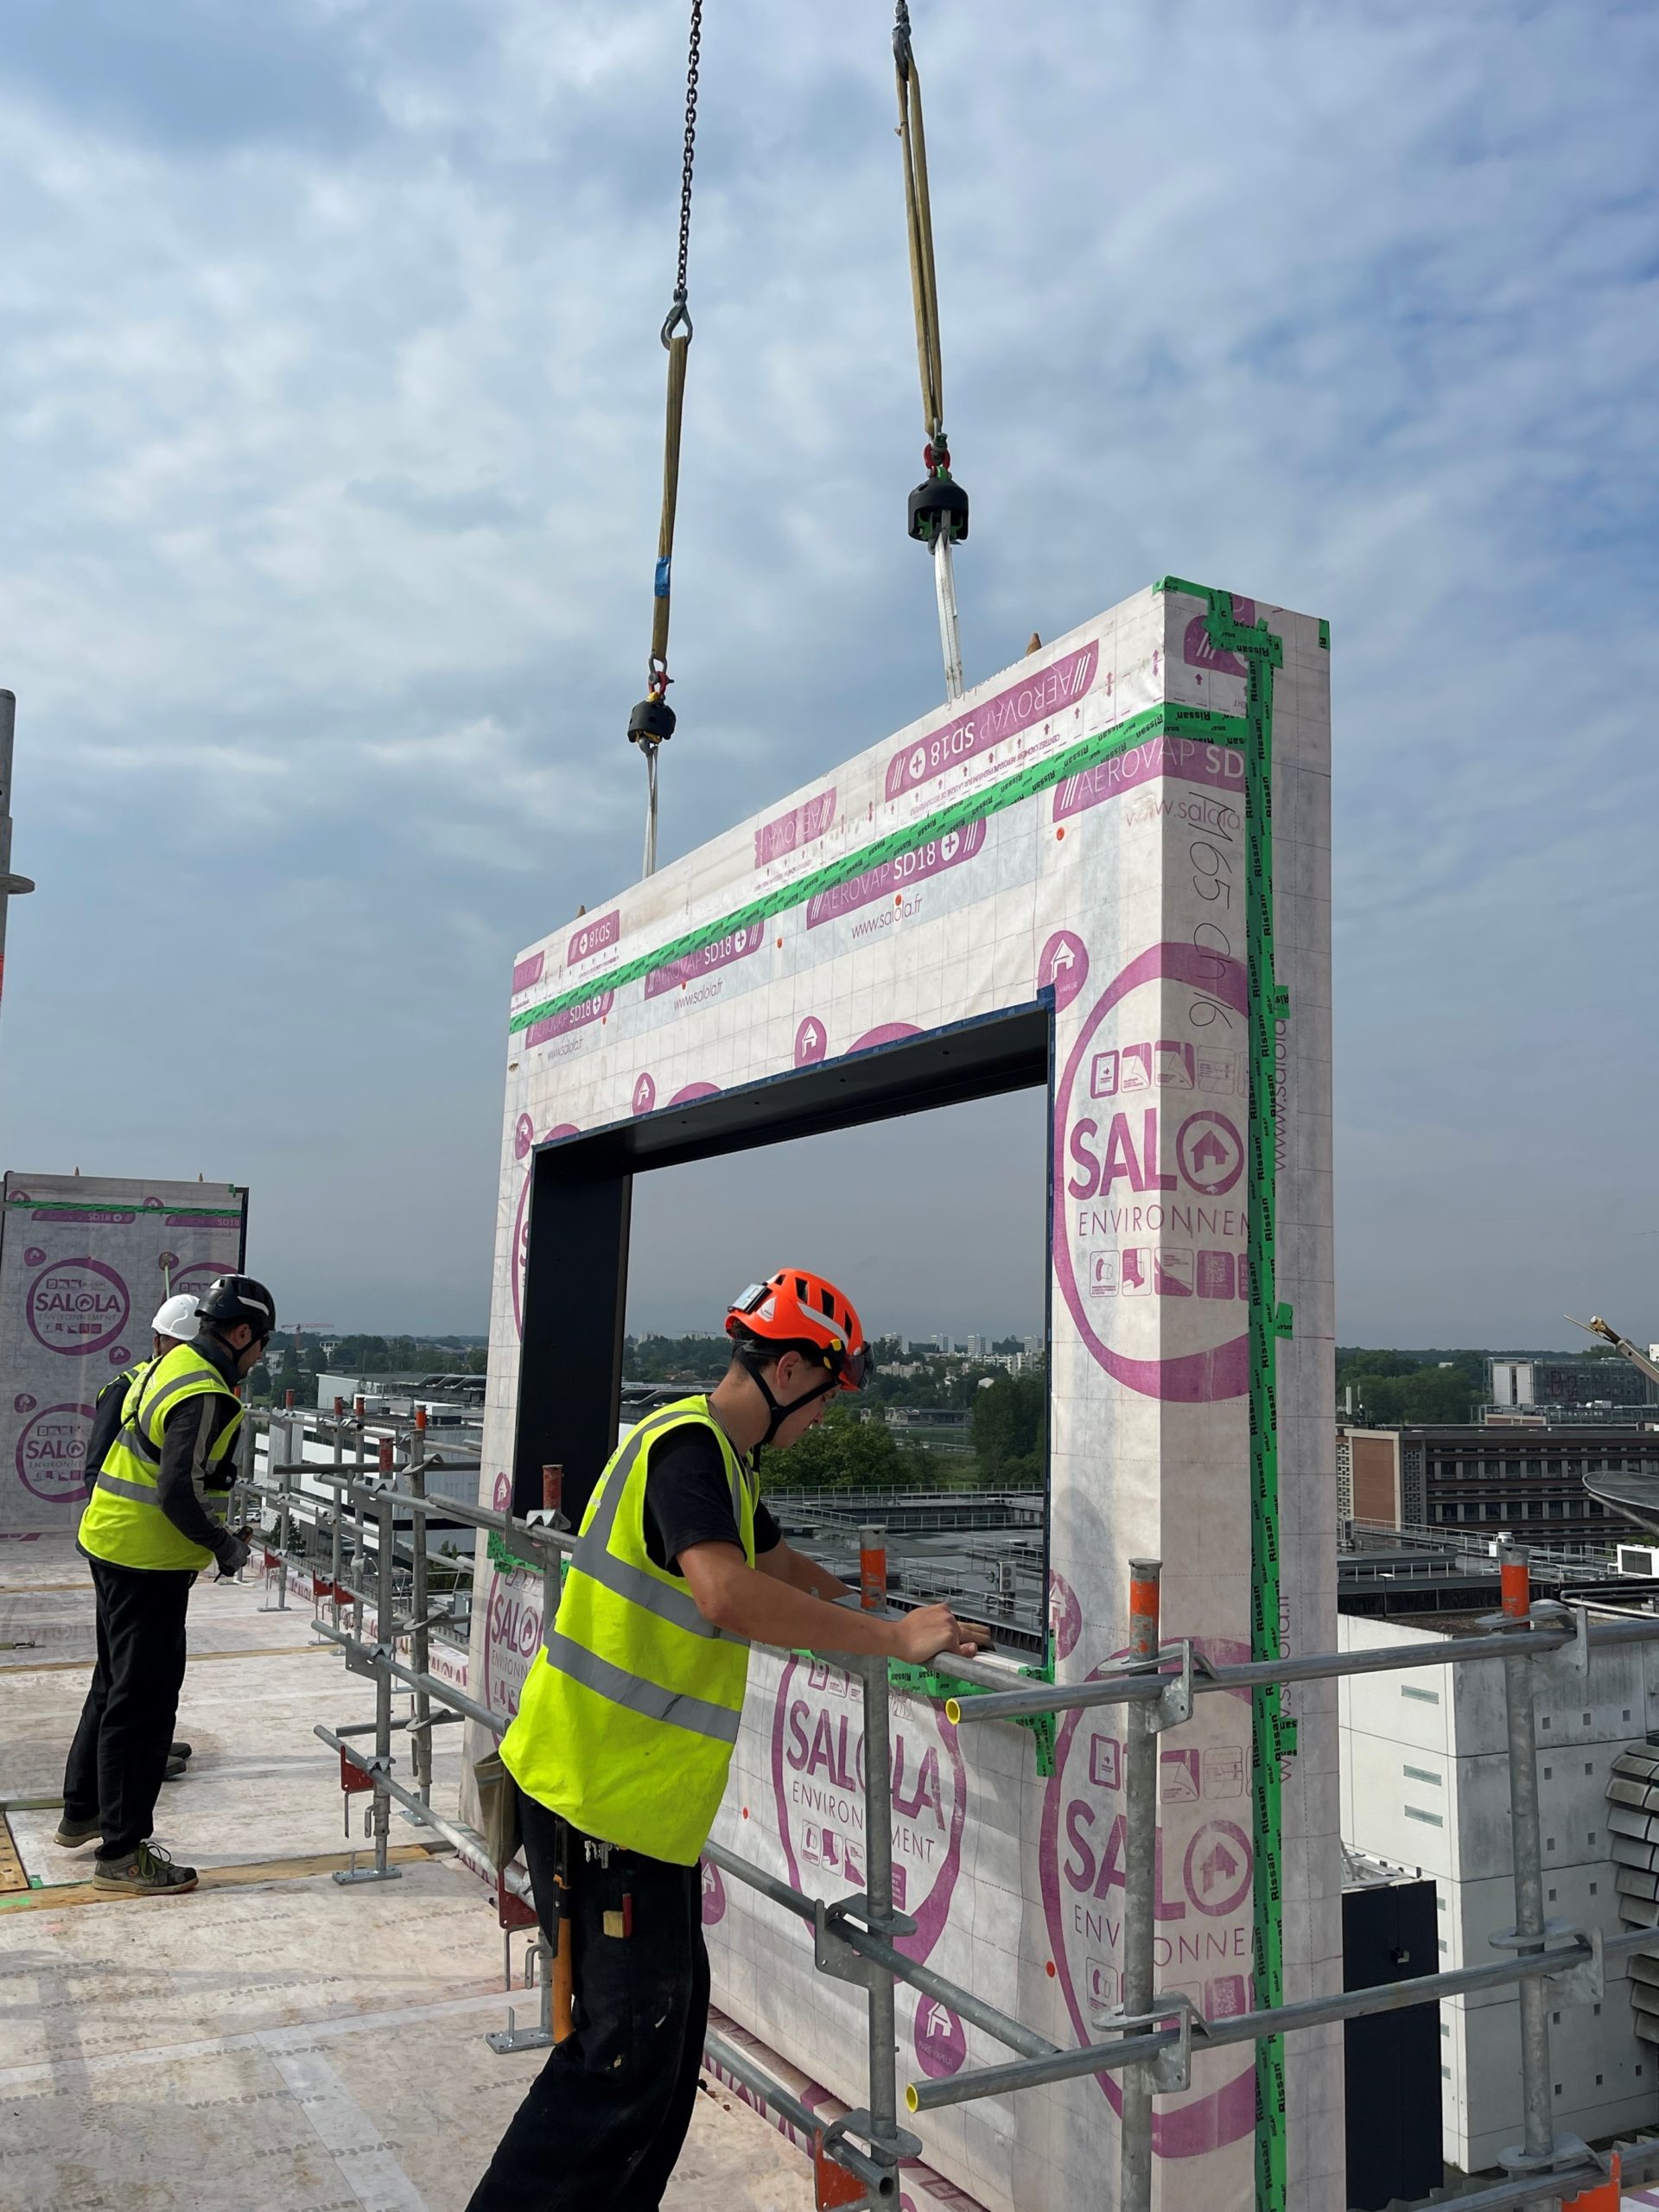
[79, 1344, 242, 1573]
[500, 1396, 756, 1865]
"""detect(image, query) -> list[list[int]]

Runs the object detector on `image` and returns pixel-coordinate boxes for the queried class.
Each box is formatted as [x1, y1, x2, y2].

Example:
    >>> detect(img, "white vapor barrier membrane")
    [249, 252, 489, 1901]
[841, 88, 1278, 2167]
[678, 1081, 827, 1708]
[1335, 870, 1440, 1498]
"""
[0, 1171, 247, 1534]
[469, 584, 1338, 2211]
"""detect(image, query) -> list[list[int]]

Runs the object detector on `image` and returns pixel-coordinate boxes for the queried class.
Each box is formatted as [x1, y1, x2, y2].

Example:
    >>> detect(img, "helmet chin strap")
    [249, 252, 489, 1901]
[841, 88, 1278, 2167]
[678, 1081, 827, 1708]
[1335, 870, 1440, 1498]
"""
[740, 1353, 838, 1449]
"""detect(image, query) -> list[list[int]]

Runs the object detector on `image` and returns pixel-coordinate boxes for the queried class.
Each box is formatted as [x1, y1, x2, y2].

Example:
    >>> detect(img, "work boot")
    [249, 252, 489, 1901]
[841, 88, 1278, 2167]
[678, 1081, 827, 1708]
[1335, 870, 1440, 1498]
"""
[52, 1813, 102, 1848]
[92, 1842, 199, 1896]
[162, 1754, 188, 1782]
[168, 1741, 193, 1761]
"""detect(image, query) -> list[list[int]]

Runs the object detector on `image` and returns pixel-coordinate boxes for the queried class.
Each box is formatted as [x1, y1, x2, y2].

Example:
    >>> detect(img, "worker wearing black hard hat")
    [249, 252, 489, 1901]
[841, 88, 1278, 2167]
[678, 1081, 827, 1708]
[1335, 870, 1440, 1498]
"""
[58, 1274, 277, 1895]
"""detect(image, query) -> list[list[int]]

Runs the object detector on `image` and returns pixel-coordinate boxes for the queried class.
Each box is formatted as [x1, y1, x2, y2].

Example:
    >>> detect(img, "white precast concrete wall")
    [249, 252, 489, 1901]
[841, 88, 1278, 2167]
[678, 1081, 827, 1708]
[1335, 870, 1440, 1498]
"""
[1338, 1612, 1659, 2171]
[468, 582, 1338, 2211]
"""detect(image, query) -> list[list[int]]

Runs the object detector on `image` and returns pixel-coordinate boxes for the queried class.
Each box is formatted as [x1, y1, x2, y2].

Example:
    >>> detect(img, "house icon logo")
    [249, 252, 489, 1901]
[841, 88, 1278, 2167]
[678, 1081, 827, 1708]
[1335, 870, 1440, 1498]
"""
[1176, 1111, 1243, 1196]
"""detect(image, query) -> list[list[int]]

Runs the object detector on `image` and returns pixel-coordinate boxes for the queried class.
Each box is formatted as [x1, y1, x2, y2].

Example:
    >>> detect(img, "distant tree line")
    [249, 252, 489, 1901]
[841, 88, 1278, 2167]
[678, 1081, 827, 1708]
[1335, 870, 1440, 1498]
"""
[624, 1335, 1049, 1494]
[247, 1331, 488, 1403]
[1336, 1348, 1486, 1424]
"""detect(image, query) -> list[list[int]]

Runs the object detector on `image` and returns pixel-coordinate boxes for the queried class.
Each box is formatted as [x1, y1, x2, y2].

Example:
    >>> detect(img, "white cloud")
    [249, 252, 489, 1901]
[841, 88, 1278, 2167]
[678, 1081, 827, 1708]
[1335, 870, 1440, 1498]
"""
[1, 0, 1656, 1339]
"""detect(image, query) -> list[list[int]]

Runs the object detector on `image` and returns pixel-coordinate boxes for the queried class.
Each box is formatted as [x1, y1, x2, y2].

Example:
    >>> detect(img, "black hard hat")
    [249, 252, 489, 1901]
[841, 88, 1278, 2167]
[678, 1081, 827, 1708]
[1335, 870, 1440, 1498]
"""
[196, 1274, 277, 1338]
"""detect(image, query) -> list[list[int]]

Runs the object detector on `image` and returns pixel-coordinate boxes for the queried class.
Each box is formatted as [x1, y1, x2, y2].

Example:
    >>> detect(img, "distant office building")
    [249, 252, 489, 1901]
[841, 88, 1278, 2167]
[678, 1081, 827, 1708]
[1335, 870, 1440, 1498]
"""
[1336, 1427, 1425, 1528]
[1489, 1355, 1656, 1412]
[967, 1334, 988, 1359]
[315, 1369, 486, 1417]
[1338, 1422, 1659, 1550]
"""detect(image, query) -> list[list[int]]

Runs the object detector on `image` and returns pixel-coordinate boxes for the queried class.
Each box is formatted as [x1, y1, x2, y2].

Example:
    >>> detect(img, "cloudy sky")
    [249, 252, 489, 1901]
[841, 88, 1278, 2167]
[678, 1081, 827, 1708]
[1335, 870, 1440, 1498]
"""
[1, 0, 1656, 1348]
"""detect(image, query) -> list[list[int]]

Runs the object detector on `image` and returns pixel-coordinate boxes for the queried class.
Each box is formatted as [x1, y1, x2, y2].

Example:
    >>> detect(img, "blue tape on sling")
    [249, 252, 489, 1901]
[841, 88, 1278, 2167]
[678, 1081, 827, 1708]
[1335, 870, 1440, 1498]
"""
[654, 556, 671, 598]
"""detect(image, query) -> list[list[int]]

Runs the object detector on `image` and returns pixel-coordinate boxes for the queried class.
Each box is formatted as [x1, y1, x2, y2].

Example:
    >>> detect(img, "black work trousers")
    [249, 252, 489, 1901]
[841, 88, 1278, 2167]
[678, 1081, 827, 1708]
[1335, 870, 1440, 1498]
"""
[61, 1554, 194, 1859]
[465, 1789, 709, 2212]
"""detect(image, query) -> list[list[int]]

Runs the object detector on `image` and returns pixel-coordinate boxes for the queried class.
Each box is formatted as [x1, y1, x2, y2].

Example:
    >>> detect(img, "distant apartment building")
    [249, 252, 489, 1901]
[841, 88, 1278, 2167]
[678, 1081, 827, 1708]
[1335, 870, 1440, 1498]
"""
[1338, 1422, 1659, 1549]
[1339, 1605, 1659, 2170]
[1489, 1354, 1657, 1413]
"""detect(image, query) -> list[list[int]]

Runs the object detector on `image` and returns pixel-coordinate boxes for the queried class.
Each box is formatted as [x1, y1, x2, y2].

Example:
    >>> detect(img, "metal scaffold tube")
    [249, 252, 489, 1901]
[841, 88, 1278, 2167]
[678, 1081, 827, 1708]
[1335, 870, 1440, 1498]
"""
[408, 1418, 433, 1809]
[931, 530, 963, 702]
[1119, 1561, 1161, 2212]
[329, 1400, 345, 1629]
[239, 1432, 1659, 2212]
[1496, 1544, 1567, 2212]
[855, 1537, 906, 2184]
[0, 689, 37, 1030]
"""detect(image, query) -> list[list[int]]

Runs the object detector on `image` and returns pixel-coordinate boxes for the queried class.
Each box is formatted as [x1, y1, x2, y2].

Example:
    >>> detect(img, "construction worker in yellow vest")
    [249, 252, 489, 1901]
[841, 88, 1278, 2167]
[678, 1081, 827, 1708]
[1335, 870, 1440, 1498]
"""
[57, 1274, 276, 1895]
[73, 1290, 213, 1787]
[466, 1268, 988, 2212]
[80, 1290, 203, 1499]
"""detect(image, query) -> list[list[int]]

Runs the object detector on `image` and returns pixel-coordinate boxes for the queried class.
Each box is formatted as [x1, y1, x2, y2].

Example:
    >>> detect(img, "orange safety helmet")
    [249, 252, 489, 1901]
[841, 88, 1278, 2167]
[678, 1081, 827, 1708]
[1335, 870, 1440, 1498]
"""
[725, 1269, 872, 1393]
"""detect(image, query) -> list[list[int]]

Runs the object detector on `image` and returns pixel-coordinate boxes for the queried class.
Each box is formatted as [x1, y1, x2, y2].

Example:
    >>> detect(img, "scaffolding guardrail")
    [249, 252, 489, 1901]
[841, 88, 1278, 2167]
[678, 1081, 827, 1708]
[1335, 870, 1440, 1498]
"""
[231, 1421, 1659, 2212]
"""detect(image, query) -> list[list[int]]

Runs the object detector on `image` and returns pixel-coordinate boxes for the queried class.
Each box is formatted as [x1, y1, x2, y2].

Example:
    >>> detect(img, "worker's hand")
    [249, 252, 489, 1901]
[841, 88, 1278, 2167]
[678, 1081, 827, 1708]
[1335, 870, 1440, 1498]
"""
[891, 1603, 983, 1666]
[213, 1532, 252, 1580]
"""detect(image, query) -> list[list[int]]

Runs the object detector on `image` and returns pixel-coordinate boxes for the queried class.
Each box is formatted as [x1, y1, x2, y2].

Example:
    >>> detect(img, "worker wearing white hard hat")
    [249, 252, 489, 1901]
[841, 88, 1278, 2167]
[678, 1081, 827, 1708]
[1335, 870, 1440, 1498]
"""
[151, 1292, 203, 1342]
[78, 1293, 206, 1502]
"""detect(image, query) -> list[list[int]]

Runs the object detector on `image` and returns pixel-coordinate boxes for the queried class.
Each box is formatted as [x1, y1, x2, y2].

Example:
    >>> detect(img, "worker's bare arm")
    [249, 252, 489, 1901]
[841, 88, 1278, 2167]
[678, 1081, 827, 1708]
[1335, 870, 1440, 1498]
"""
[678, 1541, 981, 1664]
[754, 1540, 855, 1604]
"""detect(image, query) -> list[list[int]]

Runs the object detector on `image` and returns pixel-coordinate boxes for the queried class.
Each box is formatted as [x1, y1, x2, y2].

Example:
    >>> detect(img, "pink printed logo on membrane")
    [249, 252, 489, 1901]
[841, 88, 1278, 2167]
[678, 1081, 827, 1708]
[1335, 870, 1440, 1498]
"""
[26, 1258, 130, 1357]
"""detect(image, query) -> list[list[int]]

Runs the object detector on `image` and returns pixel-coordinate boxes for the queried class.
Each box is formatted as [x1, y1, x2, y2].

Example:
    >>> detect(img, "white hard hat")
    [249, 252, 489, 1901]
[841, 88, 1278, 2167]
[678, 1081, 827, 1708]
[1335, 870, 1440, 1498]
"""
[151, 1292, 202, 1340]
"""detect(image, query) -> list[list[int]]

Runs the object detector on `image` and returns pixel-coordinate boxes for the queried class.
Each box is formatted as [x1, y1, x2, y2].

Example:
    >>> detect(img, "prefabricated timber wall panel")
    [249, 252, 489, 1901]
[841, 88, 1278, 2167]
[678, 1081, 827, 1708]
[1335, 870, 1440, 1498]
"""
[467, 582, 1338, 2212]
[0, 1171, 247, 1535]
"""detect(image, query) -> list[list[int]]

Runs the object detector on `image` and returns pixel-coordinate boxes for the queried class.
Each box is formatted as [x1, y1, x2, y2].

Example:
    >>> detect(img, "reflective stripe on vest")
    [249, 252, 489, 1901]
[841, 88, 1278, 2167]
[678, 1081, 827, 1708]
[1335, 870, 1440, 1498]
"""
[499, 1396, 757, 1864]
[540, 1630, 744, 1745]
[77, 1344, 243, 1574]
[111, 1368, 212, 1463]
[95, 1470, 165, 1503]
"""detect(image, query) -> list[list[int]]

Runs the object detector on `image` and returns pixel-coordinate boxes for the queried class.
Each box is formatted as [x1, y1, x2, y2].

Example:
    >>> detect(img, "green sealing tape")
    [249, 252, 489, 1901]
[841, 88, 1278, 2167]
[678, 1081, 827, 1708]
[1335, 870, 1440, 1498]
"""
[511, 702, 1246, 1038]
[1190, 584, 1290, 2212]
[888, 1641, 1058, 1777]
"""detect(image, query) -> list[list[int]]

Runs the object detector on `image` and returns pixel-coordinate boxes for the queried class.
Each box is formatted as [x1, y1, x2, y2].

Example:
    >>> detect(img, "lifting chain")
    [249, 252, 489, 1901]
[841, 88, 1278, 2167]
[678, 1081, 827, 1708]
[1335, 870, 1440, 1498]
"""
[661, 0, 702, 345]
[628, 0, 704, 877]
[893, 1, 968, 698]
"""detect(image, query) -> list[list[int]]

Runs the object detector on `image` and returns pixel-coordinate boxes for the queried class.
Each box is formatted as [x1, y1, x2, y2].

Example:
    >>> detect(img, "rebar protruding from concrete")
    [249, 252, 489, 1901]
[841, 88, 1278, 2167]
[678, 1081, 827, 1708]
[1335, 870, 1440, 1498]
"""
[1120, 1559, 1162, 2212]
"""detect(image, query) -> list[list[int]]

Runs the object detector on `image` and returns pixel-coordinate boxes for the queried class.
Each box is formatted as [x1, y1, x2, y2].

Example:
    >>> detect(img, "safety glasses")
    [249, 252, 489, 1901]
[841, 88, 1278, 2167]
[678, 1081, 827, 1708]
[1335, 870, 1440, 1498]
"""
[830, 1343, 874, 1391]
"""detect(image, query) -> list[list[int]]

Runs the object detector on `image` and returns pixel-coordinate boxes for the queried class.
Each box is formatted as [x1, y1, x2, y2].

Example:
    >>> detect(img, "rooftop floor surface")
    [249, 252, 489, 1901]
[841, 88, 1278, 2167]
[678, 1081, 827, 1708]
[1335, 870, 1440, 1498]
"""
[0, 1532, 813, 2212]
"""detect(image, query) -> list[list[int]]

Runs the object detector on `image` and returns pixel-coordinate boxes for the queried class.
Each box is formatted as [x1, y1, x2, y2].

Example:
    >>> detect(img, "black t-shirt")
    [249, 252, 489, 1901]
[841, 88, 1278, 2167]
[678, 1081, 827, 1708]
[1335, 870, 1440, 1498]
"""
[643, 1420, 780, 1576]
